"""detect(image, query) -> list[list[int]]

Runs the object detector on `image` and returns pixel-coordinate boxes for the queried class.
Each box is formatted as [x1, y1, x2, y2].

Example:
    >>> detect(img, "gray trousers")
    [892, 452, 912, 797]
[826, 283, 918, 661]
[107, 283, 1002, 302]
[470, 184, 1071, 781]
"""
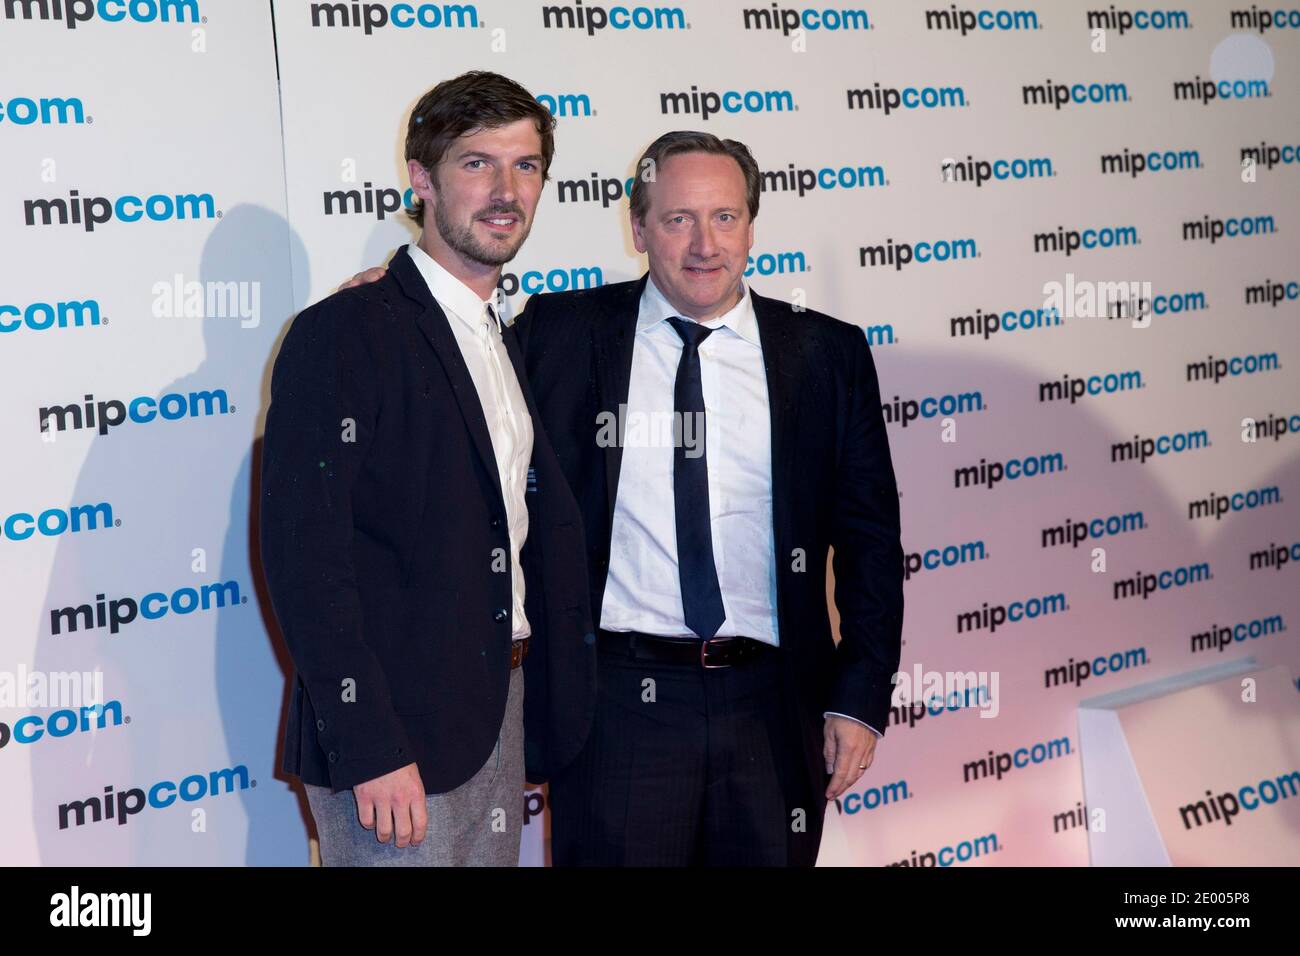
[305, 665, 523, 866]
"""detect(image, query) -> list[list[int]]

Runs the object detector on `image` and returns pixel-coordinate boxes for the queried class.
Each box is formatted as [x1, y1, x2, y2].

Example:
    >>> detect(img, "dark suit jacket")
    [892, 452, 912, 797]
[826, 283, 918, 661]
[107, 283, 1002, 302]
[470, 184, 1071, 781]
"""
[513, 275, 903, 805]
[259, 245, 595, 794]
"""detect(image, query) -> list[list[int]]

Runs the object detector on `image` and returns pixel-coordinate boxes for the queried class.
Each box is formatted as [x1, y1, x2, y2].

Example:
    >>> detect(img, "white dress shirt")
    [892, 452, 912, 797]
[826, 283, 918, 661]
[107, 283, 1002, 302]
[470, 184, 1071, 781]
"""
[409, 242, 533, 642]
[599, 275, 880, 737]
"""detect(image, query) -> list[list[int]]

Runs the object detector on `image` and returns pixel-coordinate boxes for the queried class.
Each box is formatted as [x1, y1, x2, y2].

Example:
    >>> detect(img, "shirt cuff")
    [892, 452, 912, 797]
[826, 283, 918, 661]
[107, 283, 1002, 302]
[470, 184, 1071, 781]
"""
[824, 711, 883, 738]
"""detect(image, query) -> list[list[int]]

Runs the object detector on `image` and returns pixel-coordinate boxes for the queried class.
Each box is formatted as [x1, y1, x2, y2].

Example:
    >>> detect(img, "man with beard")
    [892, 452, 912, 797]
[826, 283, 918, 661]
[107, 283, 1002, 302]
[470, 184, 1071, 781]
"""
[260, 71, 594, 866]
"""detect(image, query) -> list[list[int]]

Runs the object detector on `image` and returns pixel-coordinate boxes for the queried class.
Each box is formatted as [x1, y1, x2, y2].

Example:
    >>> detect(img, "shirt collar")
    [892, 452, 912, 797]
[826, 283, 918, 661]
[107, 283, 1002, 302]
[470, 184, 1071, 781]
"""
[408, 241, 502, 333]
[638, 271, 760, 347]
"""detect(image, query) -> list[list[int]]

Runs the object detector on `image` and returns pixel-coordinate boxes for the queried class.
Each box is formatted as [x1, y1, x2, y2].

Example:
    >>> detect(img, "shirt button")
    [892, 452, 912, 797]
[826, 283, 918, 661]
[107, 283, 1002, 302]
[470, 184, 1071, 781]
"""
[494, 609, 509, 623]
[327, 752, 339, 764]
[316, 719, 326, 731]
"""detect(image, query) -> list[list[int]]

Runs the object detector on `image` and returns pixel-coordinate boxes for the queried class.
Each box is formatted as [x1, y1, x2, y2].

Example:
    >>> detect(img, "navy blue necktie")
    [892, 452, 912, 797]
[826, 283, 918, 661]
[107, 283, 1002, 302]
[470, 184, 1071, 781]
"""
[666, 317, 726, 640]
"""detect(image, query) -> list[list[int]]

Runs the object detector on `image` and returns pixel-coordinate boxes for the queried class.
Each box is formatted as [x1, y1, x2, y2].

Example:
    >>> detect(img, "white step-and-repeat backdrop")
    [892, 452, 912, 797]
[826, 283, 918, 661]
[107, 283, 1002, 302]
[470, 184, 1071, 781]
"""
[2, 0, 1297, 865]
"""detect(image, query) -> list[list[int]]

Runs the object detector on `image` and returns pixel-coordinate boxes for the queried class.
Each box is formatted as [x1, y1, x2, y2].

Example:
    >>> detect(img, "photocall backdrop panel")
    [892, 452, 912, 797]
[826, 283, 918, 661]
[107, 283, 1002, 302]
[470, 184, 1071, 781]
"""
[2, 0, 1298, 866]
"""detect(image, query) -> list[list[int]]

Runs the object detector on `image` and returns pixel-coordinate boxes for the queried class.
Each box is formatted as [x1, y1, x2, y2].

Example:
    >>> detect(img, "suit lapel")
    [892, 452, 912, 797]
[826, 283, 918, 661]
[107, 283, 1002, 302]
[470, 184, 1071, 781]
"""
[499, 326, 549, 532]
[752, 289, 806, 571]
[593, 275, 645, 530]
[501, 323, 540, 427]
[390, 245, 505, 513]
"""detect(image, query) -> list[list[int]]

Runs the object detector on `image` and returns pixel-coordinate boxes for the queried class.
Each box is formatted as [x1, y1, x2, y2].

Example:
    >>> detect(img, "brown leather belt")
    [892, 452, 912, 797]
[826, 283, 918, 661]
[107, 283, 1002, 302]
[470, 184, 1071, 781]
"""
[510, 637, 530, 670]
[597, 629, 770, 668]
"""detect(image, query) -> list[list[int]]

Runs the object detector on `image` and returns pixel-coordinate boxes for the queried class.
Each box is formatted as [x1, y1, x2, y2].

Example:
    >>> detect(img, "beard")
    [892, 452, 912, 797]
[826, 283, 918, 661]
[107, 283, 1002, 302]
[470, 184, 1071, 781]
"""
[433, 195, 528, 267]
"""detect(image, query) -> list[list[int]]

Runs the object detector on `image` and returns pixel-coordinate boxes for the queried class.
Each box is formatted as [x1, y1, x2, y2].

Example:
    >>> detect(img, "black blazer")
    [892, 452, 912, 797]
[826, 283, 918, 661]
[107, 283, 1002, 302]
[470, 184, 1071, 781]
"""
[513, 275, 904, 802]
[260, 245, 595, 794]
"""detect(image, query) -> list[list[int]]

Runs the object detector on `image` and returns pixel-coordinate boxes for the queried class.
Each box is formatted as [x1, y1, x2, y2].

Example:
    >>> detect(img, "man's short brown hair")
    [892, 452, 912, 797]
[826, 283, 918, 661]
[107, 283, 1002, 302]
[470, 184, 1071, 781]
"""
[404, 71, 557, 224]
[628, 131, 761, 225]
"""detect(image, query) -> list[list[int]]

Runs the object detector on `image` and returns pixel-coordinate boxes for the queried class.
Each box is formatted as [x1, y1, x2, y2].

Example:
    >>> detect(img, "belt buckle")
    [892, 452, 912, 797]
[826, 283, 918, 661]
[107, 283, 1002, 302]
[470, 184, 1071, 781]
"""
[511, 637, 530, 669]
[700, 636, 735, 669]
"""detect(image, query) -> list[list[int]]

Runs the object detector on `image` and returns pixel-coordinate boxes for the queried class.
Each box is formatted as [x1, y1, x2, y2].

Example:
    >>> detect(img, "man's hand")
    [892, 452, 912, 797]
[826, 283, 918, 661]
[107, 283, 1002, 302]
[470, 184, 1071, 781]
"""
[338, 266, 387, 292]
[823, 716, 877, 799]
[354, 762, 427, 848]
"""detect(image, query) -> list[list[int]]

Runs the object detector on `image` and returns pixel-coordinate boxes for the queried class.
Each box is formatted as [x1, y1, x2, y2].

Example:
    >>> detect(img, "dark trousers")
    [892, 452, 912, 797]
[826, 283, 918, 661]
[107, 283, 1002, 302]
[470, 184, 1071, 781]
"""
[549, 632, 825, 866]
